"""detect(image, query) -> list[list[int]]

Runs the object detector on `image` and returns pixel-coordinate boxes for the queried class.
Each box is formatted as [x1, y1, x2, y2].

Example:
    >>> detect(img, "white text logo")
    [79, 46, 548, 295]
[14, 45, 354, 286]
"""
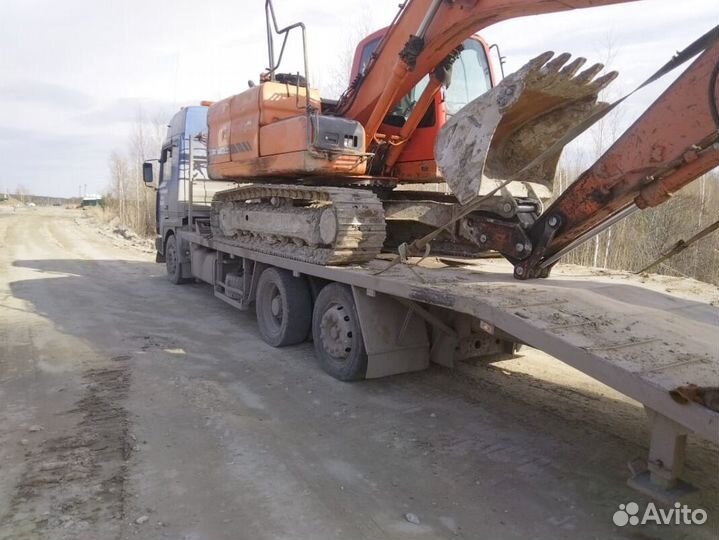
[613, 502, 707, 527]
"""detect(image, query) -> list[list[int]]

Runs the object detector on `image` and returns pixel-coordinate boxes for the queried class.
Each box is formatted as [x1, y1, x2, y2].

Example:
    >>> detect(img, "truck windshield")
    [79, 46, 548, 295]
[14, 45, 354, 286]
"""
[181, 107, 209, 181]
[185, 107, 208, 138]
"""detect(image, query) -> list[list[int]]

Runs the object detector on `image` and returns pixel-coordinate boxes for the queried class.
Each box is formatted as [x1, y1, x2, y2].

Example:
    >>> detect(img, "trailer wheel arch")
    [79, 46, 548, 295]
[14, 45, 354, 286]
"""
[307, 276, 331, 303]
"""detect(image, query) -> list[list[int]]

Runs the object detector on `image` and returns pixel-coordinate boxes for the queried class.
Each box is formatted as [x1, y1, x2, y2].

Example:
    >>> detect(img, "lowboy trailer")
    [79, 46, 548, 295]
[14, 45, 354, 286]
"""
[170, 219, 717, 504]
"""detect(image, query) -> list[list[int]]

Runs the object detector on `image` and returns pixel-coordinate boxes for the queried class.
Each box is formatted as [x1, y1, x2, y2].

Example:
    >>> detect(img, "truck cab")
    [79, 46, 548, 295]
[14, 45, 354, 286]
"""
[143, 105, 235, 268]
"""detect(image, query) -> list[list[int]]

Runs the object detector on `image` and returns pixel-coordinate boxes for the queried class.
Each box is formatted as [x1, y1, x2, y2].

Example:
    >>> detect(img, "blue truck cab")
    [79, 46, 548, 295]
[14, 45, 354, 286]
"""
[143, 105, 235, 278]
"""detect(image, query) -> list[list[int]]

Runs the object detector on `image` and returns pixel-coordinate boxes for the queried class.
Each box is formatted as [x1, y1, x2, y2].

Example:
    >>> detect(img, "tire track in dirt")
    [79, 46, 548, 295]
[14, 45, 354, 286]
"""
[0, 362, 132, 540]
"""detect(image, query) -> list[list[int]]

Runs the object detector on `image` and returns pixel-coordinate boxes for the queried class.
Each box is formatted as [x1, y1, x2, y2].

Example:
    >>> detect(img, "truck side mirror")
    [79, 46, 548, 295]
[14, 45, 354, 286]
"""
[142, 162, 154, 184]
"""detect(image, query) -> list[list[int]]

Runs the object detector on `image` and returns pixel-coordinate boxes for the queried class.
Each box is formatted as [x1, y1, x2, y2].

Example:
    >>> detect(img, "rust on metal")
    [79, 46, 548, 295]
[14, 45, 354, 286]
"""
[459, 215, 534, 261]
[670, 385, 719, 413]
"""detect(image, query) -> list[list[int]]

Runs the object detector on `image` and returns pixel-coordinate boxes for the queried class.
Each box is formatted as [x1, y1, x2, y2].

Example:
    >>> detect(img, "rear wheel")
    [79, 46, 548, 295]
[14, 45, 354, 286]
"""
[165, 234, 190, 284]
[255, 267, 312, 347]
[312, 283, 367, 381]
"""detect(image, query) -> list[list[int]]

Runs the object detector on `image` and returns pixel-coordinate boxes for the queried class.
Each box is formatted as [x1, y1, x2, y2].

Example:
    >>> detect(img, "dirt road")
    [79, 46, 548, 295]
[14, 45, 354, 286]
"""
[1, 208, 717, 540]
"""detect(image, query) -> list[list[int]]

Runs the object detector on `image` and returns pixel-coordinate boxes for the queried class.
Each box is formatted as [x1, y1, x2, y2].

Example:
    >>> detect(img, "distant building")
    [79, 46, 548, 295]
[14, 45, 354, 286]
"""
[81, 195, 103, 207]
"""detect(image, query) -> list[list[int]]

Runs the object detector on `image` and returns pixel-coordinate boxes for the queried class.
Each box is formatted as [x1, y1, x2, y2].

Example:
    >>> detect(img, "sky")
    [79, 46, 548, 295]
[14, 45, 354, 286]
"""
[0, 0, 717, 198]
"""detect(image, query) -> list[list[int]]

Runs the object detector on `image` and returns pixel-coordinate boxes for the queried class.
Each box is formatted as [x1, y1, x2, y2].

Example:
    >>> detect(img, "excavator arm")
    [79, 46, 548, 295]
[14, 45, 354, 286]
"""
[513, 31, 719, 278]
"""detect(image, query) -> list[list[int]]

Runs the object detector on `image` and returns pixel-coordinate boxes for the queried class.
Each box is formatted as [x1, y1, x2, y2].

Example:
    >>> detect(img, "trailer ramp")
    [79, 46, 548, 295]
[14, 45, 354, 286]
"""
[359, 258, 718, 502]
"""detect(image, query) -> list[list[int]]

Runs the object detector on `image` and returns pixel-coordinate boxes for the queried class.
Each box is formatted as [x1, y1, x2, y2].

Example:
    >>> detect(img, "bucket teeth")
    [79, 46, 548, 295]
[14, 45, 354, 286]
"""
[575, 62, 606, 83]
[560, 57, 587, 77]
[436, 51, 618, 204]
[544, 52, 573, 73]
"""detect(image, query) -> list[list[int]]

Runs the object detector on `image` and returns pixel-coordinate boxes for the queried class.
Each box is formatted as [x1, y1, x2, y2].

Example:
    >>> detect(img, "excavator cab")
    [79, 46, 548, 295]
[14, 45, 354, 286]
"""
[351, 29, 495, 181]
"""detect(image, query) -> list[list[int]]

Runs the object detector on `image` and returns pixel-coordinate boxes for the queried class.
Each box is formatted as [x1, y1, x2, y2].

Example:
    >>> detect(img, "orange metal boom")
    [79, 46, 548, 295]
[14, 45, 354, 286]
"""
[335, 0, 636, 145]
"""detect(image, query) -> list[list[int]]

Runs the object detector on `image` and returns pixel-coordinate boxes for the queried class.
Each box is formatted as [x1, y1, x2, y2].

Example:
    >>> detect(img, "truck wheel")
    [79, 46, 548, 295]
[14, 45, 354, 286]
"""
[165, 234, 190, 284]
[256, 267, 312, 347]
[312, 283, 367, 381]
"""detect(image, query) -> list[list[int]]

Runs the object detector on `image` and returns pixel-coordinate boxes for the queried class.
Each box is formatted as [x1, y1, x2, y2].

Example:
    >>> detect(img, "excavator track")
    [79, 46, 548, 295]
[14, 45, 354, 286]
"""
[211, 185, 386, 265]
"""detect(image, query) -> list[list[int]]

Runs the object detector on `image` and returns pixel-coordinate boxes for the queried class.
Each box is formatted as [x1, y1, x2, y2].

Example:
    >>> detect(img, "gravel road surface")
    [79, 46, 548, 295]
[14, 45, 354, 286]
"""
[1, 207, 717, 539]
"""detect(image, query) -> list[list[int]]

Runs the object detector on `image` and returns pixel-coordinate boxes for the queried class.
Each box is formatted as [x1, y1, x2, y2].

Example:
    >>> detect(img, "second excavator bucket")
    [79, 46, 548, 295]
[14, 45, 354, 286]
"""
[436, 52, 618, 204]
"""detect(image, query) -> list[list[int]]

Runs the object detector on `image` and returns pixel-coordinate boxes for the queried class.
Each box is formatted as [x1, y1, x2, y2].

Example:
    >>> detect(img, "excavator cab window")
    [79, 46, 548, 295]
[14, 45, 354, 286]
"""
[358, 37, 381, 76]
[387, 76, 432, 127]
[356, 35, 491, 128]
[444, 39, 492, 116]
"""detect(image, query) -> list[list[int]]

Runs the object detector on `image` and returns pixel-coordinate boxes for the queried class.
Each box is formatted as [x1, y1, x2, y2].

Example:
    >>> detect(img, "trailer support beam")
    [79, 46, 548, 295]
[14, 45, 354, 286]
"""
[628, 407, 696, 503]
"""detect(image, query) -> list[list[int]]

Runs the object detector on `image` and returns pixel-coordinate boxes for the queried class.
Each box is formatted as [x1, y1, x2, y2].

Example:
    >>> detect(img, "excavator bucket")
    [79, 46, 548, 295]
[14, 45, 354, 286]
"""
[436, 52, 618, 204]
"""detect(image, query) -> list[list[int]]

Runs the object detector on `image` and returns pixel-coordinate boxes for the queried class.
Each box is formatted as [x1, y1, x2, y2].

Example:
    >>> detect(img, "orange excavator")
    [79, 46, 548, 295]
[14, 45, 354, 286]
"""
[205, 0, 719, 279]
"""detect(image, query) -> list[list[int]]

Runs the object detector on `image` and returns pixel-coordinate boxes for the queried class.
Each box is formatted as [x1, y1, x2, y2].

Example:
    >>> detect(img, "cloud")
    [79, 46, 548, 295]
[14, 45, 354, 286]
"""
[0, 125, 39, 141]
[0, 127, 123, 198]
[0, 81, 94, 110]
[74, 97, 179, 126]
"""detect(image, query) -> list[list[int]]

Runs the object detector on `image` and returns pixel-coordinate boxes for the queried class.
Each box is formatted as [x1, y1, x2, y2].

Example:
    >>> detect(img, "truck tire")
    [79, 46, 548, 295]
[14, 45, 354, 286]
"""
[165, 234, 191, 285]
[312, 283, 367, 381]
[256, 267, 312, 347]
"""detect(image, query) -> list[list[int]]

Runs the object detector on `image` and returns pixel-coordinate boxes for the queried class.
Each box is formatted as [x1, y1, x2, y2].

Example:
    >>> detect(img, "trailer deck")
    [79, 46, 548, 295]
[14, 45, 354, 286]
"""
[182, 231, 718, 501]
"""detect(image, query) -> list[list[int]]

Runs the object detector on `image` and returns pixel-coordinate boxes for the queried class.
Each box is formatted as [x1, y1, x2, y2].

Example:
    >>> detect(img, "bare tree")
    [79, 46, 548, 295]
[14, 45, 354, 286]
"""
[321, 6, 375, 99]
[15, 185, 28, 204]
[105, 109, 166, 236]
[108, 151, 131, 225]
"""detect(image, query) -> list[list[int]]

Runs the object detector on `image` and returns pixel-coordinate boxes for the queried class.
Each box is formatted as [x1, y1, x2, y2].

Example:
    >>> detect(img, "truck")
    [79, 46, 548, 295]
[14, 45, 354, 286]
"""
[142, 0, 719, 502]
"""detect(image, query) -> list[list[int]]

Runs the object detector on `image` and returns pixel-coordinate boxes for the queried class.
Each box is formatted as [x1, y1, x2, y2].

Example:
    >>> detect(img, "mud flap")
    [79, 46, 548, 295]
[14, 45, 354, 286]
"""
[178, 235, 194, 281]
[436, 52, 617, 204]
[351, 287, 430, 378]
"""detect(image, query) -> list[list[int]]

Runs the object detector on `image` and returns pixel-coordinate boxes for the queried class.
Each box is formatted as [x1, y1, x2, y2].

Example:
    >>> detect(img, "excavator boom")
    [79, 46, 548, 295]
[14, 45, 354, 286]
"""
[336, 0, 636, 138]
